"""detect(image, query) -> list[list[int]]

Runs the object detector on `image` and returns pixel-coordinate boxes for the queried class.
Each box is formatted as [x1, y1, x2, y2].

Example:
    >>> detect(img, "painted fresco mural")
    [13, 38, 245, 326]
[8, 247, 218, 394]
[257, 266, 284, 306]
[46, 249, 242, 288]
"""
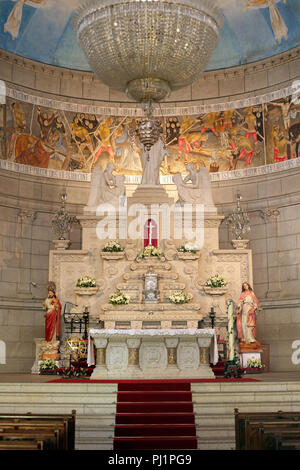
[1, 96, 299, 175]
[0, 0, 299, 71]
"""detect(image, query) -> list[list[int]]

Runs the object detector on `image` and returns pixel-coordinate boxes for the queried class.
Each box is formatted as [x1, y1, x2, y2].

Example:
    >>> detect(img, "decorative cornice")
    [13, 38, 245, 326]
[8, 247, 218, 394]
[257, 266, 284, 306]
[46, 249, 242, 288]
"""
[1, 157, 300, 183]
[1, 45, 300, 83]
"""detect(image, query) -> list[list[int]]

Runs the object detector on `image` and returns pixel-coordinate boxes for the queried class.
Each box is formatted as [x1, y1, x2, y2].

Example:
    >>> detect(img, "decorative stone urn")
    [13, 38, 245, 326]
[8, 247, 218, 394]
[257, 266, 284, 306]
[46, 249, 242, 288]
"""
[203, 286, 228, 296]
[231, 239, 249, 250]
[177, 251, 200, 261]
[101, 251, 125, 260]
[74, 287, 99, 296]
[52, 239, 70, 250]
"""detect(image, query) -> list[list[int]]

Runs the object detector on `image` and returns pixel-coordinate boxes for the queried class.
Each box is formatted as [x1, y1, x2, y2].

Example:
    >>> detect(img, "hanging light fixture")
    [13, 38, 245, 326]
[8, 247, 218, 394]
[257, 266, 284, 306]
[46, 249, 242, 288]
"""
[73, 0, 223, 148]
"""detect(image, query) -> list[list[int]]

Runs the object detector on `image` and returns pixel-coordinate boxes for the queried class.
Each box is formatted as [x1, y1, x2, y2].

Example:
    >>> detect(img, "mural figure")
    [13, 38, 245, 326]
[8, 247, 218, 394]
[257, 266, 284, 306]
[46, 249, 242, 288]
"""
[244, 0, 288, 44]
[4, 0, 43, 40]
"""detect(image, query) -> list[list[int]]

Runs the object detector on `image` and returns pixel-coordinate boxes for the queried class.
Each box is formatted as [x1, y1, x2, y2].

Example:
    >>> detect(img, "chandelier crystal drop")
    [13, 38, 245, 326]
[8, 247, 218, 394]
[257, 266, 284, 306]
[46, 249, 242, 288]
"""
[73, 0, 223, 103]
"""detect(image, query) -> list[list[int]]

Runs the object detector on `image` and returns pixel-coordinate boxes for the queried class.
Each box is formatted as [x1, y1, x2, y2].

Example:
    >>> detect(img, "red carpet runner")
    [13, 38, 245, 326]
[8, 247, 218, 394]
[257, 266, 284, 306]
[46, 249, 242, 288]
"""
[113, 381, 198, 450]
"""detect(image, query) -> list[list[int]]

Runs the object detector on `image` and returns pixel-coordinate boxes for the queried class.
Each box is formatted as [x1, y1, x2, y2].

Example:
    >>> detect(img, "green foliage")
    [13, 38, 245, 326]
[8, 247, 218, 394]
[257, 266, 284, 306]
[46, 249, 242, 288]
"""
[224, 354, 242, 379]
[61, 365, 89, 379]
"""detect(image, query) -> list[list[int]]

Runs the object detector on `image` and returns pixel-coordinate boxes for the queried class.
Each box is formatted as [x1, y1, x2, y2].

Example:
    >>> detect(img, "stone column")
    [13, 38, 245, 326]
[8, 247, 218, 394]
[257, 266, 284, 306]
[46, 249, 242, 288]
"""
[94, 338, 108, 371]
[127, 338, 141, 375]
[198, 337, 211, 365]
[16, 209, 36, 298]
[165, 337, 179, 370]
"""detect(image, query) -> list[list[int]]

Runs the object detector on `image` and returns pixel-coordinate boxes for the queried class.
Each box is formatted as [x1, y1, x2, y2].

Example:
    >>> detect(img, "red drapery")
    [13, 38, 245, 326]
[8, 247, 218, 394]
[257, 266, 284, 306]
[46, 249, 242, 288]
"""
[144, 219, 158, 247]
[44, 298, 62, 342]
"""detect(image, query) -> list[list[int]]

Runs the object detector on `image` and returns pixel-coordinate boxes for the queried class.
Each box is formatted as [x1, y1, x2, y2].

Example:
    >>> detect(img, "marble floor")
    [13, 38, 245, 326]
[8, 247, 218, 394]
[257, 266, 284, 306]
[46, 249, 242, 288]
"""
[0, 371, 299, 383]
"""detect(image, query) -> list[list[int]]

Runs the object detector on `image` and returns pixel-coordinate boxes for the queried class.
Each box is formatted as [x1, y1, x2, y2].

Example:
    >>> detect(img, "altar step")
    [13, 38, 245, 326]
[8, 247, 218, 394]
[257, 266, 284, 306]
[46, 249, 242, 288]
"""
[113, 382, 197, 450]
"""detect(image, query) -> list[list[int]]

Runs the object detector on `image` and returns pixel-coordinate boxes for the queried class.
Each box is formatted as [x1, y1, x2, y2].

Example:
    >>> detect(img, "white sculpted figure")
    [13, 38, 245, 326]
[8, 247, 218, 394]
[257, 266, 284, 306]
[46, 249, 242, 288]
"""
[85, 162, 125, 212]
[140, 137, 168, 186]
[173, 163, 216, 212]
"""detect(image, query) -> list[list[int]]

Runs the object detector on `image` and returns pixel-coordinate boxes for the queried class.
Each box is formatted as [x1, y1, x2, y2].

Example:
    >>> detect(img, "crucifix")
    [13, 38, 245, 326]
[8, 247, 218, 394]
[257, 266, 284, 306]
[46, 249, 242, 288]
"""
[144, 219, 157, 247]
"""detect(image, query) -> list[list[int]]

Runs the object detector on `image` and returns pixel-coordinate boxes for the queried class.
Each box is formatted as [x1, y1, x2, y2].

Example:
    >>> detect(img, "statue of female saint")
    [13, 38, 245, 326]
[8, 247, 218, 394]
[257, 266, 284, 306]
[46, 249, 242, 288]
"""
[236, 282, 260, 350]
[42, 283, 62, 342]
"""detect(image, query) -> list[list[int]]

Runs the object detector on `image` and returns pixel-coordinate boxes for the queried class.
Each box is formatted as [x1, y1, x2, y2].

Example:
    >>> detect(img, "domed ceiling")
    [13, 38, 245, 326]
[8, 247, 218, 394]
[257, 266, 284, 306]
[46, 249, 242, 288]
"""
[0, 0, 299, 73]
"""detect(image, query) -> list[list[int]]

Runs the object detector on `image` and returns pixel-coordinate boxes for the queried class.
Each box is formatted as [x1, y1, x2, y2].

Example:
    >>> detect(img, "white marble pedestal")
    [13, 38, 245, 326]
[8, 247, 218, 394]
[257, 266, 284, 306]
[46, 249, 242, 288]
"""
[88, 329, 218, 379]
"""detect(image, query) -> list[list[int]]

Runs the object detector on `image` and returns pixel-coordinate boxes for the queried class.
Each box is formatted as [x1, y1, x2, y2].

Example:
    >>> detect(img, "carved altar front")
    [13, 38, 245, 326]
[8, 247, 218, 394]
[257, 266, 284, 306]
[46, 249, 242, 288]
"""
[88, 328, 218, 379]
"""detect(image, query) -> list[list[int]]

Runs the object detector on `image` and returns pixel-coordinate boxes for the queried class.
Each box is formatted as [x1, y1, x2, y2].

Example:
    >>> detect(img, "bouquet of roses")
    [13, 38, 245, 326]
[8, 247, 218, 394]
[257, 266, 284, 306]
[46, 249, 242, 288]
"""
[39, 359, 58, 370]
[109, 290, 131, 305]
[246, 358, 263, 369]
[76, 276, 96, 288]
[102, 240, 123, 252]
[138, 245, 163, 259]
[204, 274, 227, 288]
[178, 242, 199, 254]
[169, 290, 191, 304]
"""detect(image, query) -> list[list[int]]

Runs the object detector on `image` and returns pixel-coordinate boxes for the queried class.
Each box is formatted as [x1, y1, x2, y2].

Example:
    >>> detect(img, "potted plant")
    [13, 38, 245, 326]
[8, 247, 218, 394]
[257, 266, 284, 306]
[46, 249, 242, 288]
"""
[101, 240, 125, 259]
[109, 290, 132, 305]
[39, 359, 59, 375]
[74, 276, 98, 296]
[61, 365, 89, 379]
[169, 290, 192, 305]
[203, 274, 228, 295]
[244, 357, 264, 374]
[177, 242, 200, 260]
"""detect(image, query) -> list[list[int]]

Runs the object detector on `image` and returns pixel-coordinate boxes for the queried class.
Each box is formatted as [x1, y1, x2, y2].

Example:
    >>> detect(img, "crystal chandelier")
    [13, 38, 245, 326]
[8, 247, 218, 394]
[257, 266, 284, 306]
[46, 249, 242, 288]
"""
[73, 0, 222, 149]
[73, 0, 222, 103]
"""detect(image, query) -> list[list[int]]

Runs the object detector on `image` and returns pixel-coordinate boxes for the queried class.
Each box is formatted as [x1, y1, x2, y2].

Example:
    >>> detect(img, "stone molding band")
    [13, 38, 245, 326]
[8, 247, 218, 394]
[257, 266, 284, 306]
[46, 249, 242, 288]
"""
[4, 82, 298, 117]
[1, 156, 300, 183]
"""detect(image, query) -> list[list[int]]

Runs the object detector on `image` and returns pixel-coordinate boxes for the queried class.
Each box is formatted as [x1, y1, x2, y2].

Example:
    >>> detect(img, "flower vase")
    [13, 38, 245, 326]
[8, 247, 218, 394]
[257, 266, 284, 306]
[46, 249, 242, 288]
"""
[203, 286, 228, 296]
[101, 251, 125, 260]
[177, 252, 199, 260]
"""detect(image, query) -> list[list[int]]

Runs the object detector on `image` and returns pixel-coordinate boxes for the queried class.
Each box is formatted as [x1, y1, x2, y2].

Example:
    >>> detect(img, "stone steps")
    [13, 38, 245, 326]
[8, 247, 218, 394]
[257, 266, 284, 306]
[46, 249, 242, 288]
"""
[191, 381, 300, 450]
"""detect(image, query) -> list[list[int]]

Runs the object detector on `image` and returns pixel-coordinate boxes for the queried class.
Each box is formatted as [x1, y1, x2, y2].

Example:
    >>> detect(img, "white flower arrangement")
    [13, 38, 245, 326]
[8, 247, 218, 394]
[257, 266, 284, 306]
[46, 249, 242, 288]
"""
[178, 242, 199, 254]
[76, 276, 96, 288]
[204, 274, 227, 288]
[39, 359, 58, 370]
[169, 290, 191, 304]
[109, 290, 132, 305]
[246, 358, 263, 369]
[138, 245, 164, 259]
[102, 240, 123, 252]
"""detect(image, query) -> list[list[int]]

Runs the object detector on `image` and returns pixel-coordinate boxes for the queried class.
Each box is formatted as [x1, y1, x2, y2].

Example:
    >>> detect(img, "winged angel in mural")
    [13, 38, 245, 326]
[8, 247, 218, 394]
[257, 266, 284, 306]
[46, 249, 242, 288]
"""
[244, 0, 288, 44]
[3, 0, 80, 40]
[4, 1, 43, 40]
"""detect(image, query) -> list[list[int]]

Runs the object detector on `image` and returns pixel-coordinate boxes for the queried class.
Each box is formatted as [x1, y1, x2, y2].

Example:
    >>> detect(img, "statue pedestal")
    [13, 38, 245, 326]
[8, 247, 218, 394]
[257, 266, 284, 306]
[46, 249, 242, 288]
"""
[88, 328, 217, 379]
[128, 185, 174, 206]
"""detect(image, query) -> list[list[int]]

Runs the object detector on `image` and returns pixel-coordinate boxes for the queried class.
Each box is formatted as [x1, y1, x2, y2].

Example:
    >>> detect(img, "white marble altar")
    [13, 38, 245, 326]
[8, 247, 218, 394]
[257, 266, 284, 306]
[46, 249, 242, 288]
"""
[88, 328, 218, 379]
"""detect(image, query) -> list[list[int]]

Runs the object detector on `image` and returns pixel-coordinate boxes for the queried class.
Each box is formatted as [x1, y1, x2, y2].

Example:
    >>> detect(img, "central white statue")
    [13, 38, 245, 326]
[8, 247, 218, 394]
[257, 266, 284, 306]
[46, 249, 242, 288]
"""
[140, 137, 168, 186]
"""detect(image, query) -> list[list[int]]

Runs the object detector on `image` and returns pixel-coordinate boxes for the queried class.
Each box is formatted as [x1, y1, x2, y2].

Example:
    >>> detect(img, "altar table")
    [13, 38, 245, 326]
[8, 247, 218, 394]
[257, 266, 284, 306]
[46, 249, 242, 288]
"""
[87, 328, 218, 379]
